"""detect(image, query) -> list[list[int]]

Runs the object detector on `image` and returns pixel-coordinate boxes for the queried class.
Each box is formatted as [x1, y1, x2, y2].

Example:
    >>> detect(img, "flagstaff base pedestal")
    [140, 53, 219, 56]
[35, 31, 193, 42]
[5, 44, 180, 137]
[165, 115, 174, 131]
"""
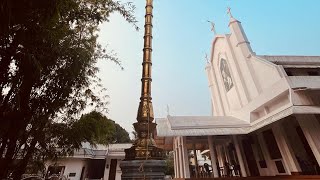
[120, 160, 166, 180]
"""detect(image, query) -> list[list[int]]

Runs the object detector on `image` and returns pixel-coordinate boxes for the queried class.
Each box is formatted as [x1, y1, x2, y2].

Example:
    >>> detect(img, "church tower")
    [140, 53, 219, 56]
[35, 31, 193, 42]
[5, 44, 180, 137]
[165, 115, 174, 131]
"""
[228, 7, 254, 58]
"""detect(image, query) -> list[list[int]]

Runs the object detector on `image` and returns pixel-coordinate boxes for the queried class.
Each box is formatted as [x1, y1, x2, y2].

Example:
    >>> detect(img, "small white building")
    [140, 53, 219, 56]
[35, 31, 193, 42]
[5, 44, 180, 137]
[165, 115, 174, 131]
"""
[156, 12, 320, 179]
[45, 143, 132, 180]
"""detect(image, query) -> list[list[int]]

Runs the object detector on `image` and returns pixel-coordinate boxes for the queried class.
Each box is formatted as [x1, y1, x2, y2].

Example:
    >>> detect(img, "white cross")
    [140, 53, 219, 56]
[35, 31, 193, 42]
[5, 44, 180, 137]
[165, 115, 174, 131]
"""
[207, 20, 216, 35]
[205, 53, 210, 64]
[227, 7, 233, 18]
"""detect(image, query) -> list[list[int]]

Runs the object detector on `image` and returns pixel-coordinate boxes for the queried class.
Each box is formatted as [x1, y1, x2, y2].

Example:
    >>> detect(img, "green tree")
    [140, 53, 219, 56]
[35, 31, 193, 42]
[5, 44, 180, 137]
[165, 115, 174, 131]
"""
[24, 111, 131, 176]
[71, 111, 130, 144]
[165, 151, 175, 176]
[113, 123, 131, 143]
[0, 0, 137, 179]
[73, 111, 116, 145]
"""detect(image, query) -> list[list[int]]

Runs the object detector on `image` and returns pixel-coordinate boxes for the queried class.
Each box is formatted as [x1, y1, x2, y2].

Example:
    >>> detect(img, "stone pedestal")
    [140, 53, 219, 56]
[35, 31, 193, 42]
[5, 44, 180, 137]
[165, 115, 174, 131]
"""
[120, 160, 166, 180]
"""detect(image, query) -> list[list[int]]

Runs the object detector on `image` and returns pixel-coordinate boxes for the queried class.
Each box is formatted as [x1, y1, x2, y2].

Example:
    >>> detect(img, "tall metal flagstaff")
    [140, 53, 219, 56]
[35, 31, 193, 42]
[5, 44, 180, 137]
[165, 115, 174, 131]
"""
[121, 1, 165, 179]
[123, 0, 164, 161]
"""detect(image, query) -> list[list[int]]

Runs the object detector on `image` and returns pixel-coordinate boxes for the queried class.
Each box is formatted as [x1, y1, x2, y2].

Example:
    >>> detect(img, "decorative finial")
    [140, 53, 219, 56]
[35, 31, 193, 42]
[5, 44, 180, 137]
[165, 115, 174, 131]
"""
[207, 20, 216, 35]
[166, 105, 170, 116]
[205, 53, 210, 64]
[227, 7, 233, 18]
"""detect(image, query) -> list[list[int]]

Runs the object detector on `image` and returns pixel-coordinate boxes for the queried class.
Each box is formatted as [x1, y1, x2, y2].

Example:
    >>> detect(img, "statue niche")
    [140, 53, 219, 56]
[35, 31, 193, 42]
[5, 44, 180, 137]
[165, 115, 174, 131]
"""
[220, 58, 234, 92]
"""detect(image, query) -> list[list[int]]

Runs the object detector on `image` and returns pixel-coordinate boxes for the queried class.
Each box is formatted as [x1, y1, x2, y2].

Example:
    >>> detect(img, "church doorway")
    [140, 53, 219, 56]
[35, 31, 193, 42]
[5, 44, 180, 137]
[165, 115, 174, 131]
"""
[213, 136, 243, 177]
[108, 159, 118, 180]
[262, 129, 286, 175]
[87, 159, 106, 179]
[296, 126, 320, 175]
[242, 137, 260, 176]
[187, 137, 212, 178]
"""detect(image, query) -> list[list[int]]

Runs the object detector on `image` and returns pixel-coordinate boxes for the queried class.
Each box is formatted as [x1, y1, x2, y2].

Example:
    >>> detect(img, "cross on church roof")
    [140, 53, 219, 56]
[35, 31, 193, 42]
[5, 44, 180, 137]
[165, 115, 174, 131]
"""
[207, 20, 216, 35]
[166, 104, 170, 116]
[205, 53, 210, 64]
[227, 7, 233, 18]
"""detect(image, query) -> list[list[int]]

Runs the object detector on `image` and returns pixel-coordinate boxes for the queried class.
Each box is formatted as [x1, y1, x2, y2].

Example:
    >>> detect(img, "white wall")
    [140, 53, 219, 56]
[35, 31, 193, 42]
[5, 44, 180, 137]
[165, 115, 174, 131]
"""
[208, 20, 288, 123]
[46, 158, 88, 180]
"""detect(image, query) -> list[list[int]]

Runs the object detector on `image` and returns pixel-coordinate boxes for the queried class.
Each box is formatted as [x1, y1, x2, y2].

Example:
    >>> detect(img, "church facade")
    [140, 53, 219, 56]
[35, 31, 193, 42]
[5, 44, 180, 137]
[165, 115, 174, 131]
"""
[156, 14, 320, 179]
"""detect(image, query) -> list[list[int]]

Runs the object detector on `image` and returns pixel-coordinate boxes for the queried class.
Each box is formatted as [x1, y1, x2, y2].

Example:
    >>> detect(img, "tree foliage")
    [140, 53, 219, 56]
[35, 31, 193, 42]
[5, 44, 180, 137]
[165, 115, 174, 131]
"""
[25, 111, 130, 174]
[113, 122, 131, 143]
[165, 151, 175, 176]
[74, 111, 116, 145]
[0, 0, 137, 179]
[73, 111, 131, 144]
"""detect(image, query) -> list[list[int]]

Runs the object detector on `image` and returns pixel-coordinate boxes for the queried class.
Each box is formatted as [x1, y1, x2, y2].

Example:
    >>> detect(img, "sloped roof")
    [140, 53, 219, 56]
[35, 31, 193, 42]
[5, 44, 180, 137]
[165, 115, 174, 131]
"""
[71, 143, 132, 159]
[156, 115, 250, 137]
[107, 143, 132, 151]
[168, 116, 249, 130]
[156, 117, 248, 137]
[156, 106, 320, 137]
[258, 55, 320, 65]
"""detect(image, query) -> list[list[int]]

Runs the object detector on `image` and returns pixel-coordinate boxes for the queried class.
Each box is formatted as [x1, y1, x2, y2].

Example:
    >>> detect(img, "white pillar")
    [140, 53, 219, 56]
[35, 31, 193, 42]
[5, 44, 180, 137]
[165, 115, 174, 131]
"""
[297, 115, 320, 166]
[173, 150, 178, 178]
[115, 160, 120, 180]
[256, 132, 277, 176]
[173, 138, 179, 178]
[216, 145, 223, 168]
[208, 136, 219, 178]
[216, 145, 224, 177]
[178, 138, 185, 178]
[232, 136, 247, 177]
[181, 137, 190, 178]
[272, 124, 301, 174]
[237, 137, 251, 176]
[192, 138, 199, 178]
[177, 138, 182, 178]
[223, 144, 229, 163]
[175, 137, 185, 178]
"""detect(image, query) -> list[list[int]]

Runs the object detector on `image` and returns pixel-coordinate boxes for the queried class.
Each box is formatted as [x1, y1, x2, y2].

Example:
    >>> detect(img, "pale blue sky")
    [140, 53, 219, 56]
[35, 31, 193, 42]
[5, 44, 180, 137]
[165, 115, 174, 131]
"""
[97, 0, 320, 134]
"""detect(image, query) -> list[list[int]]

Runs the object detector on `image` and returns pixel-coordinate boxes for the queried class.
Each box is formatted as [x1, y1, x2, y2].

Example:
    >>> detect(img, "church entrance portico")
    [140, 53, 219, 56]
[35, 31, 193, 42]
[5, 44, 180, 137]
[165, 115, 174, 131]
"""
[241, 115, 320, 177]
[173, 135, 248, 179]
[256, 115, 320, 176]
[289, 115, 320, 175]
[171, 115, 320, 179]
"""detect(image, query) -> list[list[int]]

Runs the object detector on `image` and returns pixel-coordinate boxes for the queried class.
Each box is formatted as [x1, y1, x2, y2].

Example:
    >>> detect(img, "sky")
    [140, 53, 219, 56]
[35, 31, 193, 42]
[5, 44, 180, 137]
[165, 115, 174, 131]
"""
[96, 0, 320, 134]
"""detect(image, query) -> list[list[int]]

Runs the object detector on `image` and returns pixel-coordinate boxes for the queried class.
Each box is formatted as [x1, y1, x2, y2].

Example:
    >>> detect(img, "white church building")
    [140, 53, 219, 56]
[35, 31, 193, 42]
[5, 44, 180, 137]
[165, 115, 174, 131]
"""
[156, 12, 320, 179]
